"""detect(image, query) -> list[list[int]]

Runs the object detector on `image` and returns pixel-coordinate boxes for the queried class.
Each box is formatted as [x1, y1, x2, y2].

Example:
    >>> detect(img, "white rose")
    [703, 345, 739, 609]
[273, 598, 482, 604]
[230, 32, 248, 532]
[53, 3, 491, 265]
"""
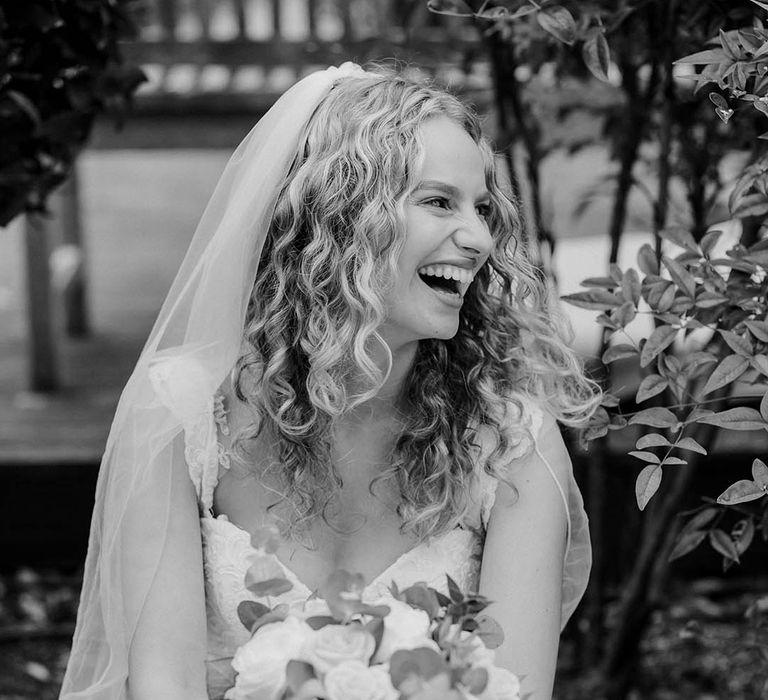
[225, 616, 315, 700]
[301, 624, 376, 674]
[478, 666, 521, 700]
[462, 633, 496, 669]
[324, 661, 398, 700]
[372, 598, 433, 663]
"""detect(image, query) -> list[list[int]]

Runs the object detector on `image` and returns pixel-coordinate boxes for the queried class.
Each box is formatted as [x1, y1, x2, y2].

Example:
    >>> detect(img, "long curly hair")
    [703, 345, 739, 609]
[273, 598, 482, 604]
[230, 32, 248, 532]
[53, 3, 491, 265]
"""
[233, 67, 600, 541]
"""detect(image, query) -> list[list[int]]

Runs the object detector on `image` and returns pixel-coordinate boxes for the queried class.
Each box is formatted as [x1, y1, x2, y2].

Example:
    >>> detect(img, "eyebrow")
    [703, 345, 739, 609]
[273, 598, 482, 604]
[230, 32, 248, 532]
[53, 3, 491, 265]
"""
[415, 179, 490, 202]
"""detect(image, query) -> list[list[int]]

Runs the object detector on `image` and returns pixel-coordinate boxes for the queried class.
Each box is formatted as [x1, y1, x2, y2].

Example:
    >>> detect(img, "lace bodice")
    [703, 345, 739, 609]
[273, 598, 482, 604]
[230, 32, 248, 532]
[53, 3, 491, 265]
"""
[186, 394, 544, 699]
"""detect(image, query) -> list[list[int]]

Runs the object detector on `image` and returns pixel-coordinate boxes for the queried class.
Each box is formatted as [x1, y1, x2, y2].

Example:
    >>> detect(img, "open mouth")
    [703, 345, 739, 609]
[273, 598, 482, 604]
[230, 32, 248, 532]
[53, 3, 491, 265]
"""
[417, 264, 474, 297]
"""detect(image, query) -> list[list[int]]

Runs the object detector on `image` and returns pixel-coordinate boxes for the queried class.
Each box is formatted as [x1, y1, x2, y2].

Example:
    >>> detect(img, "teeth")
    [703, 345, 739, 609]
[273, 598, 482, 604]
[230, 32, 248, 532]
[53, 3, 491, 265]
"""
[418, 264, 474, 283]
[418, 263, 475, 297]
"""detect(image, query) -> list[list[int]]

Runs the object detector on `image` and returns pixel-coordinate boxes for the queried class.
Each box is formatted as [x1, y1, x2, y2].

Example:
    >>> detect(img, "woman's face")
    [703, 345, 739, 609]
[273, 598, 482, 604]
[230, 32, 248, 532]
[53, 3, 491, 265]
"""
[379, 115, 494, 350]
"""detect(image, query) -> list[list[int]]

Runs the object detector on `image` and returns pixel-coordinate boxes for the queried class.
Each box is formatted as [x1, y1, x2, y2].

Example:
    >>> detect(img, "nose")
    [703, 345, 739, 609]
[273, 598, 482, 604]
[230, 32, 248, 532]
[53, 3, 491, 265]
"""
[453, 212, 494, 258]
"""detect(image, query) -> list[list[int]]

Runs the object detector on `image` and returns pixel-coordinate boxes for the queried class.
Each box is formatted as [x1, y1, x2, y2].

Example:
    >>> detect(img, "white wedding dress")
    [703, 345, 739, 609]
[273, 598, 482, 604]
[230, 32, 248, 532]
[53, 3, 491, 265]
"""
[187, 394, 560, 699]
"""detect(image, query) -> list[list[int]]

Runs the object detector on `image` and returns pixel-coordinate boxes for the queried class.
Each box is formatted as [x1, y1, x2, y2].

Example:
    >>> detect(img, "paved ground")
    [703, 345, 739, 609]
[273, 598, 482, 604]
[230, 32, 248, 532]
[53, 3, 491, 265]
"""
[0, 150, 229, 464]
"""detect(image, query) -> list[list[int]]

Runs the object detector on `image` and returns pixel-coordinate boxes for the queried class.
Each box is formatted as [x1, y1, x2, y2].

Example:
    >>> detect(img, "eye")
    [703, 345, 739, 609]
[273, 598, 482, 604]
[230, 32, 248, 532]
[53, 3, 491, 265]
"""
[423, 196, 450, 210]
[476, 203, 492, 219]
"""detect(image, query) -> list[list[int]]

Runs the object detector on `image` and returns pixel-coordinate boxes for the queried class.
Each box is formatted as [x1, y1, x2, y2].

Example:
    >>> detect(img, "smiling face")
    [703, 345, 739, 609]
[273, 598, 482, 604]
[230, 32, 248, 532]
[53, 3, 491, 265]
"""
[379, 116, 494, 351]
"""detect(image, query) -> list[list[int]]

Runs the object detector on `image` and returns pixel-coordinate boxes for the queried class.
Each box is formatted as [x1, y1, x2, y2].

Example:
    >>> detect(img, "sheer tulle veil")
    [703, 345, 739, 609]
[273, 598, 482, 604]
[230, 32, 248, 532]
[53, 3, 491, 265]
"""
[59, 63, 591, 699]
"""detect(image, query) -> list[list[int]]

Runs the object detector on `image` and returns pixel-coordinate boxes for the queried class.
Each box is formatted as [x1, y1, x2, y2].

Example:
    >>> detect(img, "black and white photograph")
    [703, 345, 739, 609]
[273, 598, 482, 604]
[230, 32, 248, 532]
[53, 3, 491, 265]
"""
[0, 1, 767, 698]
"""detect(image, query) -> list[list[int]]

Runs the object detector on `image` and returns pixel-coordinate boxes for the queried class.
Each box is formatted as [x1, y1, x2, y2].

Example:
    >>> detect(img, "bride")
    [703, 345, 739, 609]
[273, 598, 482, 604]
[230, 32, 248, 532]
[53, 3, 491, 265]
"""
[60, 63, 599, 700]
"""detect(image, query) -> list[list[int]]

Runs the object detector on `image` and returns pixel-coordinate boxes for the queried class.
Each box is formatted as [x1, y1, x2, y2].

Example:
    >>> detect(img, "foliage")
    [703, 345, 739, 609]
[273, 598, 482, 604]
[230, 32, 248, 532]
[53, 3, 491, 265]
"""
[565, 227, 768, 567]
[430, 0, 768, 565]
[0, 1, 146, 227]
[428, 0, 768, 692]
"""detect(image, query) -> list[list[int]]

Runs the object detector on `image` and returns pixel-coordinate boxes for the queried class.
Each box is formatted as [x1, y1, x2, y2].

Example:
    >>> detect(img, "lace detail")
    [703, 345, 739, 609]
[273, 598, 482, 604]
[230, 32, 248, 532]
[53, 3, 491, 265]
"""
[201, 515, 481, 699]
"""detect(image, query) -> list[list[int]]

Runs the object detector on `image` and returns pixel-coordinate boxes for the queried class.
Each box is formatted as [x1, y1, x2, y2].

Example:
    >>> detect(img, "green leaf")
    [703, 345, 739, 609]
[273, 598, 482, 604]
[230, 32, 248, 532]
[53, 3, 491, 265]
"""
[743, 247, 768, 267]
[475, 613, 505, 649]
[700, 355, 750, 396]
[674, 48, 728, 64]
[696, 407, 766, 431]
[745, 320, 768, 342]
[636, 464, 662, 510]
[621, 268, 642, 306]
[389, 647, 449, 688]
[669, 530, 707, 562]
[400, 584, 441, 621]
[700, 230, 722, 256]
[581, 276, 617, 288]
[236, 600, 271, 632]
[582, 28, 611, 82]
[640, 325, 678, 367]
[732, 518, 755, 556]
[661, 456, 688, 466]
[638, 244, 660, 275]
[733, 194, 768, 219]
[681, 507, 720, 534]
[612, 301, 637, 328]
[629, 451, 662, 464]
[629, 407, 679, 428]
[753, 458, 768, 487]
[246, 576, 293, 597]
[636, 433, 671, 449]
[718, 479, 768, 504]
[602, 344, 638, 364]
[446, 574, 464, 603]
[676, 437, 707, 455]
[752, 354, 768, 377]
[561, 289, 623, 310]
[636, 374, 668, 403]
[6, 90, 42, 127]
[659, 285, 678, 313]
[761, 393, 768, 422]
[305, 615, 337, 630]
[426, 0, 474, 16]
[709, 529, 740, 563]
[662, 257, 696, 298]
[537, 6, 577, 45]
[719, 330, 753, 356]
[661, 227, 698, 253]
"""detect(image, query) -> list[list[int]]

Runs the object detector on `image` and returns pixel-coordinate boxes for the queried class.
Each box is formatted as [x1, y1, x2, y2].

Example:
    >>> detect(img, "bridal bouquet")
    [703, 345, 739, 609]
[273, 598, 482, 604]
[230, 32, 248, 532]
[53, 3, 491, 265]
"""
[225, 527, 520, 700]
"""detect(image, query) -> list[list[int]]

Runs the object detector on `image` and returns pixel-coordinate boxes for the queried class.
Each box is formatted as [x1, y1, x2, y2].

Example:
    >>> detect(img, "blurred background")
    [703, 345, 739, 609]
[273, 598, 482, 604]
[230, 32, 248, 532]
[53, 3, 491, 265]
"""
[1, 1, 767, 698]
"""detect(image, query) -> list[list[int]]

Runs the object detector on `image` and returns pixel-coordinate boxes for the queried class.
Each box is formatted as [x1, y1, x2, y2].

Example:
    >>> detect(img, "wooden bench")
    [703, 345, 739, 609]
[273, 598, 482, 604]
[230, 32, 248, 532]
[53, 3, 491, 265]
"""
[90, 0, 491, 149]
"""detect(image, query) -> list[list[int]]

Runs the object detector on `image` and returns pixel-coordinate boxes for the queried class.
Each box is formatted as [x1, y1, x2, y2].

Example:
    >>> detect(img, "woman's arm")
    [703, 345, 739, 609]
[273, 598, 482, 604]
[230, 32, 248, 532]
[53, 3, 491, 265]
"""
[479, 413, 570, 700]
[127, 440, 210, 700]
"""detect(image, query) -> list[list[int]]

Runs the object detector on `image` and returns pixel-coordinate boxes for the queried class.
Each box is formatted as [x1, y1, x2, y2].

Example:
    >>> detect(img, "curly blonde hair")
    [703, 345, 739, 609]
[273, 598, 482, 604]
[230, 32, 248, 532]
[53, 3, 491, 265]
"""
[234, 67, 599, 540]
